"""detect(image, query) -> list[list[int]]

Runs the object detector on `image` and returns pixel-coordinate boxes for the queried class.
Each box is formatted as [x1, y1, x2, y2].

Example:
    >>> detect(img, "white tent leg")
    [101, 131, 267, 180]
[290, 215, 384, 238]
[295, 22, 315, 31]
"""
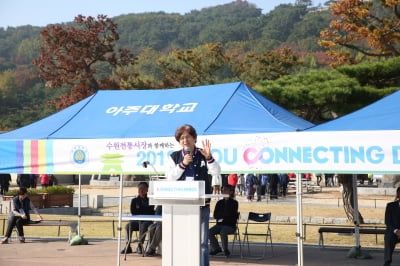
[296, 173, 303, 266]
[116, 174, 123, 266]
[347, 174, 370, 259]
[352, 174, 360, 247]
[78, 174, 81, 236]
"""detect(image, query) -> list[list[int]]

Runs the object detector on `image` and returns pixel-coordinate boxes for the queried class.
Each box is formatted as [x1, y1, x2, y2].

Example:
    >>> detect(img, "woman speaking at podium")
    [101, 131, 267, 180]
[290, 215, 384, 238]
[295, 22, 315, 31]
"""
[167, 124, 221, 266]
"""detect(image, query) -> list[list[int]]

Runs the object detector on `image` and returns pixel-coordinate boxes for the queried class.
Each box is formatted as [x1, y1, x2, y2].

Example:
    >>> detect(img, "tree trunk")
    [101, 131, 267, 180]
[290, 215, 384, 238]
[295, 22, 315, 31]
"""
[338, 174, 364, 224]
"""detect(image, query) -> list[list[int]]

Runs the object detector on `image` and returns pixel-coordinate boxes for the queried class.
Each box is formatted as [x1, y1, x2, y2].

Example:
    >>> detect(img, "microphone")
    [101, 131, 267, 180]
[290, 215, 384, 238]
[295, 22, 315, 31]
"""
[184, 146, 191, 155]
[184, 146, 193, 168]
[142, 161, 150, 168]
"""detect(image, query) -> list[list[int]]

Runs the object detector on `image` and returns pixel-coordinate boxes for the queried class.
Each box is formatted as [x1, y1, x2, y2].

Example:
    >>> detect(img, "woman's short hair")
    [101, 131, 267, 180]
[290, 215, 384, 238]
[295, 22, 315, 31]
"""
[138, 181, 149, 188]
[174, 124, 197, 142]
[224, 185, 235, 192]
[18, 187, 28, 195]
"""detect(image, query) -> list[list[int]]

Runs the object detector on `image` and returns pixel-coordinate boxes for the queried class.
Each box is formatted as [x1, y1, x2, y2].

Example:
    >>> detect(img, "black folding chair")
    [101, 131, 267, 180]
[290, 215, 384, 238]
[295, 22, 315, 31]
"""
[242, 212, 273, 259]
[229, 212, 242, 255]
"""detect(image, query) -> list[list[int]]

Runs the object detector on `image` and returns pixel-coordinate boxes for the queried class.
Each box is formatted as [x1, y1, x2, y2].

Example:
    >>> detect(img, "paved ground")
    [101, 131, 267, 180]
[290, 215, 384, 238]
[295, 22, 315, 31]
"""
[0, 184, 395, 265]
[0, 237, 395, 266]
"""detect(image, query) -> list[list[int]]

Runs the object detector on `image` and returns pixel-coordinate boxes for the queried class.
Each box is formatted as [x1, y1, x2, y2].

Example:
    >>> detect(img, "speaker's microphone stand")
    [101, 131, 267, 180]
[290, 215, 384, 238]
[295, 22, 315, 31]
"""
[142, 161, 164, 180]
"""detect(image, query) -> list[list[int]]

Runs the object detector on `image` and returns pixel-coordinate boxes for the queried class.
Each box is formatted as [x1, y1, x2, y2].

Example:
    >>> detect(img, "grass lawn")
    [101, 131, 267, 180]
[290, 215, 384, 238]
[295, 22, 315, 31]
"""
[0, 198, 386, 248]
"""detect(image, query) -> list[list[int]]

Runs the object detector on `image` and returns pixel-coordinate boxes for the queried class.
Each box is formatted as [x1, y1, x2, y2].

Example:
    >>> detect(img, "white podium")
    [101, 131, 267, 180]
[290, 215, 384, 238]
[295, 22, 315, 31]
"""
[149, 181, 209, 266]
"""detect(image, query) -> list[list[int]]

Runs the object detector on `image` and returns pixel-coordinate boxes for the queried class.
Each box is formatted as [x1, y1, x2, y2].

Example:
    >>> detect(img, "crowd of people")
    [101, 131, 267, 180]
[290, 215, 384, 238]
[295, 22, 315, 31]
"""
[15, 174, 57, 189]
[209, 173, 290, 202]
[208, 172, 345, 202]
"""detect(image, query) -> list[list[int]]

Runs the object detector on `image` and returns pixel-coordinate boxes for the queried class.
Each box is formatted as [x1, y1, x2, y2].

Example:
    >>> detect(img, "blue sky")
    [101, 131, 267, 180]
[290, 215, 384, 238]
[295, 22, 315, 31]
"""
[0, 0, 325, 28]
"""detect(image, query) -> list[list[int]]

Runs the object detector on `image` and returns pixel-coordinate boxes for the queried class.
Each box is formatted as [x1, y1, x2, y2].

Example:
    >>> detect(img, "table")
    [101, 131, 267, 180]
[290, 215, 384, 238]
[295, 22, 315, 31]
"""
[121, 215, 162, 260]
[122, 215, 162, 222]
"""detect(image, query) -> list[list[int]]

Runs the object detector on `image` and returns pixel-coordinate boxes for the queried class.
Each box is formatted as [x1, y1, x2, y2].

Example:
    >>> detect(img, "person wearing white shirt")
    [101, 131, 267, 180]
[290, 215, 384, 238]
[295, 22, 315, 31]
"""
[166, 124, 221, 266]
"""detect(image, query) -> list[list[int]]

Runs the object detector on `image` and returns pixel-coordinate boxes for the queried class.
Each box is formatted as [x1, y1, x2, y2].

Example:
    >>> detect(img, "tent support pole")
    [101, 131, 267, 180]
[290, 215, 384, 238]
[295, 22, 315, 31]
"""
[296, 173, 303, 266]
[78, 174, 81, 236]
[347, 174, 371, 259]
[353, 174, 360, 248]
[116, 174, 124, 266]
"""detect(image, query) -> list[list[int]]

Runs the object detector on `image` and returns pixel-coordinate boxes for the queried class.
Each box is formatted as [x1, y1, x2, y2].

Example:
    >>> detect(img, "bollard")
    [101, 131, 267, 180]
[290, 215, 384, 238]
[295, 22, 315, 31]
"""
[89, 194, 104, 208]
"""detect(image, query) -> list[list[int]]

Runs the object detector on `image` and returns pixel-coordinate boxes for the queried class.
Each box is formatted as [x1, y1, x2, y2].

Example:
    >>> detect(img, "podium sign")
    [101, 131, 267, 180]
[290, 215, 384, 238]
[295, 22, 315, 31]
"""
[149, 181, 205, 206]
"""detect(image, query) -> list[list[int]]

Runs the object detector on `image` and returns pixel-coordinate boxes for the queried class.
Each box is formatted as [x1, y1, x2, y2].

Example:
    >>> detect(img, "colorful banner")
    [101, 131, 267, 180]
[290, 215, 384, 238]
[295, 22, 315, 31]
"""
[1, 130, 400, 174]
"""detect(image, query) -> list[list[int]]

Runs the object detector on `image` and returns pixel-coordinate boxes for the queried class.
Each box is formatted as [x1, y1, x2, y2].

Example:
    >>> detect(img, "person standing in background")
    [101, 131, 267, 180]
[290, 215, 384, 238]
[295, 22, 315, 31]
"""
[166, 124, 221, 266]
[0, 173, 12, 195]
[29, 174, 37, 188]
[211, 174, 222, 195]
[245, 173, 257, 201]
[279, 173, 289, 197]
[260, 174, 269, 199]
[316, 173, 322, 186]
[254, 174, 262, 202]
[227, 173, 238, 188]
[269, 174, 279, 200]
[236, 174, 245, 196]
[16, 174, 30, 188]
[39, 174, 50, 188]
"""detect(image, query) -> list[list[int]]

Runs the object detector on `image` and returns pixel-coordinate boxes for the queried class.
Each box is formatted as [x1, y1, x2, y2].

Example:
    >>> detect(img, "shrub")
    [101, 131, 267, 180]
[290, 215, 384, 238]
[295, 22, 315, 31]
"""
[42, 185, 74, 194]
[4, 185, 74, 196]
[4, 188, 40, 196]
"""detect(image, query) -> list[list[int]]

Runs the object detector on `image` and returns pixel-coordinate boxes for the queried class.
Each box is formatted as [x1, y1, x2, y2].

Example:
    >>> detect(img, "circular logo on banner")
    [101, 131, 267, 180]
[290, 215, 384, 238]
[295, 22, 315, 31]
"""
[71, 145, 88, 167]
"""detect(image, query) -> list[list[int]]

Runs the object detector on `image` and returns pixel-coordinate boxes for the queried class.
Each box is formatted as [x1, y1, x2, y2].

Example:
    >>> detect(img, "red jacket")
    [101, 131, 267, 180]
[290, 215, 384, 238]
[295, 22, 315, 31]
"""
[228, 174, 238, 186]
[40, 174, 50, 185]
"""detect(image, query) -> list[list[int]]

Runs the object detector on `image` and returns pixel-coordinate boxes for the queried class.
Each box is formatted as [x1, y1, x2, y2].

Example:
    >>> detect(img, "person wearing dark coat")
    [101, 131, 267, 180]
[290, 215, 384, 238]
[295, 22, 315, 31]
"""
[209, 185, 239, 257]
[269, 174, 279, 200]
[16, 174, 30, 188]
[121, 182, 155, 254]
[1, 187, 42, 244]
[278, 173, 289, 197]
[384, 187, 400, 266]
[0, 173, 12, 194]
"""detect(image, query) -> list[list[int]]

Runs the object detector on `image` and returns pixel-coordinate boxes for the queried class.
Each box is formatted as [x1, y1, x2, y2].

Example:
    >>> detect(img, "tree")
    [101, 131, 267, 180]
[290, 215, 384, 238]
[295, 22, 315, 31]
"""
[287, 8, 331, 51]
[338, 174, 364, 224]
[0, 67, 60, 130]
[158, 42, 229, 88]
[337, 57, 400, 88]
[33, 15, 136, 110]
[15, 38, 40, 65]
[319, 0, 400, 66]
[255, 68, 387, 123]
[235, 48, 301, 86]
[261, 4, 308, 42]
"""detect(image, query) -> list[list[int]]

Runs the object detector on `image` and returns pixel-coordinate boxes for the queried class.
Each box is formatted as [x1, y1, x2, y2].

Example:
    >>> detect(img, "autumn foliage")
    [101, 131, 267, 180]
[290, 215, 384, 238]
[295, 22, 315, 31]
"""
[33, 15, 136, 110]
[319, 0, 400, 66]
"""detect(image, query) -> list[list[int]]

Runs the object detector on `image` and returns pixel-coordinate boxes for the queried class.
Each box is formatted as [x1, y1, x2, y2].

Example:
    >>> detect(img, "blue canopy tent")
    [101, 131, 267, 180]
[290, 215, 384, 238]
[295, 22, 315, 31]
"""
[0, 81, 312, 141]
[0, 81, 315, 174]
[305, 89, 400, 259]
[0, 81, 314, 266]
[307, 90, 400, 131]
